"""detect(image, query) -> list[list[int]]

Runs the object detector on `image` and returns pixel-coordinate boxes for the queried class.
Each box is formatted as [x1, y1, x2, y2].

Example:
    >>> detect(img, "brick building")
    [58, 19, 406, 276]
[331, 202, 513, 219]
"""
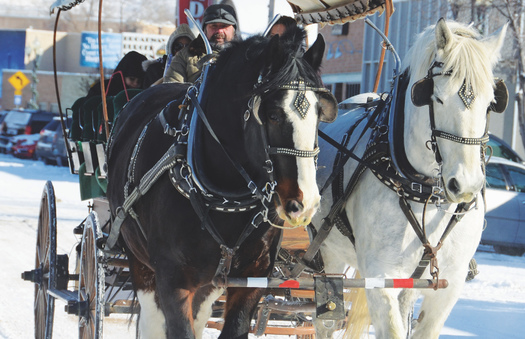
[319, 21, 365, 103]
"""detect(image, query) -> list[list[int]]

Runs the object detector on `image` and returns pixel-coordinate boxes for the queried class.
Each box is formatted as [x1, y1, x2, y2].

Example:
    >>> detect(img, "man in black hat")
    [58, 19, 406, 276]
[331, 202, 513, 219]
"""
[164, 4, 239, 83]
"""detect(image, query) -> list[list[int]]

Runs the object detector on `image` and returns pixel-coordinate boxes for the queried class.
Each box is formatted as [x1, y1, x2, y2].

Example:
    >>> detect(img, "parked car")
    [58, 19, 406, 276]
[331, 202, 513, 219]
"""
[52, 121, 70, 167]
[0, 109, 56, 153]
[483, 157, 525, 256]
[11, 134, 40, 159]
[35, 117, 71, 165]
[0, 110, 7, 124]
[488, 133, 523, 163]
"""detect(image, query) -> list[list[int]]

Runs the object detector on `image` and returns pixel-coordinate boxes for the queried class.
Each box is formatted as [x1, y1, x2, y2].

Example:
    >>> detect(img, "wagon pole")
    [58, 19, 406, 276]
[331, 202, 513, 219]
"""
[97, 0, 111, 140]
[372, 0, 393, 92]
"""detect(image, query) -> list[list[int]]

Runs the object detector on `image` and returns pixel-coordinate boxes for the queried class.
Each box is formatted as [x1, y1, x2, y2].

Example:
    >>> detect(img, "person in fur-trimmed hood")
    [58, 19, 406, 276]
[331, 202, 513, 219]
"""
[163, 3, 240, 84]
[142, 24, 195, 88]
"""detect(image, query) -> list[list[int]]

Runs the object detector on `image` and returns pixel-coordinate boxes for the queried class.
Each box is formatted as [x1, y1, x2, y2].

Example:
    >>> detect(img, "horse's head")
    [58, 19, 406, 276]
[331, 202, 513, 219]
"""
[405, 18, 507, 203]
[241, 30, 338, 227]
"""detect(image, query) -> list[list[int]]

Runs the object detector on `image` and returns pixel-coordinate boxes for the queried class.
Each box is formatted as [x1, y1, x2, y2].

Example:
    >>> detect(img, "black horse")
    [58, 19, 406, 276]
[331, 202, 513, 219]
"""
[106, 27, 337, 338]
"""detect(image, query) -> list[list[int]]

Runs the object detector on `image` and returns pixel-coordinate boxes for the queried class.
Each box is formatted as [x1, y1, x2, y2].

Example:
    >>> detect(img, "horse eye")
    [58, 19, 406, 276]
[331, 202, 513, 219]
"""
[267, 109, 283, 123]
[435, 97, 444, 105]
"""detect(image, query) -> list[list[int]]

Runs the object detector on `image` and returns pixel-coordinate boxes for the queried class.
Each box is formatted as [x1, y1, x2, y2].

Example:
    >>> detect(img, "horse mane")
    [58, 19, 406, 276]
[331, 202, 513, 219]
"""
[213, 26, 323, 98]
[402, 21, 499, 94]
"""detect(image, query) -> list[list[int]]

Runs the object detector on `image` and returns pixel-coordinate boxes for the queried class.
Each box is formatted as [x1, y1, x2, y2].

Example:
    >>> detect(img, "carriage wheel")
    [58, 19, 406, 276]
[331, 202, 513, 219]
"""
[78, 212, 105, 339]
[34, 181, 57, 339]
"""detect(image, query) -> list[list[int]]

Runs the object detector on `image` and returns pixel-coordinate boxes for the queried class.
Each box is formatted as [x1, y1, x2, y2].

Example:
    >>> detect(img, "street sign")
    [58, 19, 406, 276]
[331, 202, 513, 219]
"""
[8, 71, 30, 92]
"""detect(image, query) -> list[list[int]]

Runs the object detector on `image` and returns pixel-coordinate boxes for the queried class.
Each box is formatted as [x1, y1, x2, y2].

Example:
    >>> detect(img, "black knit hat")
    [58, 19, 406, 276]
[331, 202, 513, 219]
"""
[203, 4, 237, 28]
[114, 51, 147, 79]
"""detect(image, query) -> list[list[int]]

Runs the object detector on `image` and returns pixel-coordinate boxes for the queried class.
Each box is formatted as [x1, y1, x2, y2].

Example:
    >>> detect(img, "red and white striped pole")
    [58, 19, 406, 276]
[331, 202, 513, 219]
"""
[226, 277, 448, 290]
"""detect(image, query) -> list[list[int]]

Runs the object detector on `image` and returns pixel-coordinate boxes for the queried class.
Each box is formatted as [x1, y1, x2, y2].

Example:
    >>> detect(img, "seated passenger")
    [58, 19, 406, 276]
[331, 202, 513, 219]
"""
[142, 24, 196, 88]
[86, 51, 147, 98]
[164, 4, 239, 83]
[268, 15, 297, 37]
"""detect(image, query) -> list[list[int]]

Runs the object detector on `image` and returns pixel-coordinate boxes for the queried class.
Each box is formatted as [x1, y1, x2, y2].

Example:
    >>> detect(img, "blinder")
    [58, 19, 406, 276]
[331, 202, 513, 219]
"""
[251, 80, 338, 124]
[490, 79, 508, 113]
[411, 73, 508, 113]
[411, 77, 434, 107]
[318, 91, 338, 123]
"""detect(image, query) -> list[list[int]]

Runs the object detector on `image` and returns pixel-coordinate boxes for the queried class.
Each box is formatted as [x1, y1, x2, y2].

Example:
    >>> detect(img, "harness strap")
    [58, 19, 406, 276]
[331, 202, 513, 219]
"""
[187, 183, 266, 287]
[188, 90, 267, 200]
[319, 99, 386, 195]
[106, 143, 181, 249]
[289, 183, 353, 278]
[289, 219, 334, 278]
[400, 196, 475, 281]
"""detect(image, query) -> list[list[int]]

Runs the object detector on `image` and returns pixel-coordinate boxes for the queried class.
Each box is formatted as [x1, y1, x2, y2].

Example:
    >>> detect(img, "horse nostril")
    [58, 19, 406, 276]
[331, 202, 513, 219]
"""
[286, 200, 303, 214]
[448, 178, 460, 194]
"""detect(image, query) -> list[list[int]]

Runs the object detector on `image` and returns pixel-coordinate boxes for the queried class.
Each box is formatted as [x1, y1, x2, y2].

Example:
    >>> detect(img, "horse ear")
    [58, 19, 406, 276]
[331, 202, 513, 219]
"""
[490, 79, 508, 113]
[483, 23, 508, 64]
[304, 34, 325, 71]
[319, 91, 338, 123]
[435, 18, 453, 50]
[411, 78, 433, 107]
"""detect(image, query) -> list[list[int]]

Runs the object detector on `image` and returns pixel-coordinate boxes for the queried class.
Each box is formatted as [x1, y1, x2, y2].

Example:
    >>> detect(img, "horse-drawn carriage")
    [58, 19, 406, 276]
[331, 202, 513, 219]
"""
[22, 0, 509, 338]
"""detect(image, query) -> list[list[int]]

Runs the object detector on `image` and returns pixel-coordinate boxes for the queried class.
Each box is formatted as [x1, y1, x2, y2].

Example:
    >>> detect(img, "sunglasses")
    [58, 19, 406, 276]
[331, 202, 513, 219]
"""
[172, 42, 189, 53]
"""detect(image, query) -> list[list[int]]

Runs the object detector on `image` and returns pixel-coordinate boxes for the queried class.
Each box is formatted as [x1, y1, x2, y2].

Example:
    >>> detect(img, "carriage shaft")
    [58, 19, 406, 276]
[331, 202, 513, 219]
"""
[226, 277, 448, 290]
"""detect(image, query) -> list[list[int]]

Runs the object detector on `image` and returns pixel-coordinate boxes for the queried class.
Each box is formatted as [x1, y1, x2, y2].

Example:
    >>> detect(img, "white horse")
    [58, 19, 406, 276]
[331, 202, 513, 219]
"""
[313, 19, 508, 338]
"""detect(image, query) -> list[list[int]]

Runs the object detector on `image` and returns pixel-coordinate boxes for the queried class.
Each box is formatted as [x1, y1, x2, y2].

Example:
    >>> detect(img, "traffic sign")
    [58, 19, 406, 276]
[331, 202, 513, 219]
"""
[8, 71, 30, 91]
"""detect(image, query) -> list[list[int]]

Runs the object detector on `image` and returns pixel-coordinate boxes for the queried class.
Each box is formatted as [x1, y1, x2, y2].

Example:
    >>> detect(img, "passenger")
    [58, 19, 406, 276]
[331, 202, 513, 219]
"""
[268, 15, 297, 37]
[142, 24, 196, 88]
[164, 4, 239, 83]
[86, 51, 147, 98]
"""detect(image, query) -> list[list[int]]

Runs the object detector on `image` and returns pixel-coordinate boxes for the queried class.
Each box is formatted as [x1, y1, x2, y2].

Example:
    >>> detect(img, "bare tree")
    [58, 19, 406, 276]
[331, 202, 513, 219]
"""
[493, 0, 525, 149]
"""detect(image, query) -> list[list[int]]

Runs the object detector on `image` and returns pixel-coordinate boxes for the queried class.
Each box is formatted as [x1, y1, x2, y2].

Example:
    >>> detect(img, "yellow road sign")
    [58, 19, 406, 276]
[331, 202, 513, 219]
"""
[8, 71, 30, 90]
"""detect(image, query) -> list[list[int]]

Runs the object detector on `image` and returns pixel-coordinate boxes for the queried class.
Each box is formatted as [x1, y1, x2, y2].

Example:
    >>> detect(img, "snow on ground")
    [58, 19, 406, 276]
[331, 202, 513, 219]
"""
[1, 153, 524, 338]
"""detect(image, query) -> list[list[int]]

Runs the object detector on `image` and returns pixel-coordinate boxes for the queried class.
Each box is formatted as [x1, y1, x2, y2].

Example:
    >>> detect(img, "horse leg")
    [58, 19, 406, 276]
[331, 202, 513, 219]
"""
[219, 287, 265, 339]
[128, 253, 167, 338]
[366, 289, 408, 339]
[410, 283, 463, 339]
[398, 289, 420, 336]
[192, 286, 225, 339]
[154, 263, 198, 338]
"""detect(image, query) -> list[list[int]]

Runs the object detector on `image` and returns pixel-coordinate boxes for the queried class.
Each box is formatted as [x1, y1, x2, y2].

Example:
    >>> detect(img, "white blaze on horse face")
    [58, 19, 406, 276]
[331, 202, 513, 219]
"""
[136, 290, 167, 339]
[278, 90, 321, 225]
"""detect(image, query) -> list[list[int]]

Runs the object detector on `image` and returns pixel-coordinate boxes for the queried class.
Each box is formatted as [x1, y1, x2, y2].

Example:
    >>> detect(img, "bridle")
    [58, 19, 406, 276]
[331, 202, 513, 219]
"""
[413, 61, 490, 171]
[405, 61, 497, 283]
[244, 78, 331, 228]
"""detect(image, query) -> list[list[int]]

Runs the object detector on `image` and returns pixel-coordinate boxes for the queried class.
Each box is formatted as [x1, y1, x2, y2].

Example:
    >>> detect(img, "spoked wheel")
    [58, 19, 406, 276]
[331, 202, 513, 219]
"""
[35, 180, 57, 339]
[78, 212, 105, 339]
